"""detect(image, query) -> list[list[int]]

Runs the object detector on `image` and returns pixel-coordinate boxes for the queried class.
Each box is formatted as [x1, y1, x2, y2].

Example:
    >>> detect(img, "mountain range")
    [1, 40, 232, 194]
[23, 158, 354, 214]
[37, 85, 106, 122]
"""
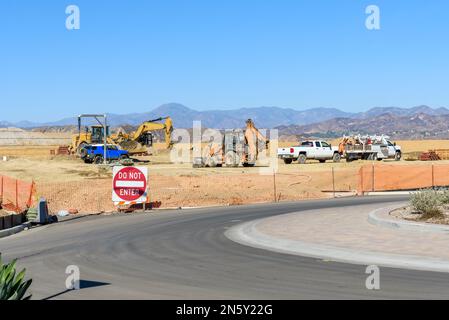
[2, 103, 449, 139]
[276, 113, 449, 140]
[0, 103, 352, 129]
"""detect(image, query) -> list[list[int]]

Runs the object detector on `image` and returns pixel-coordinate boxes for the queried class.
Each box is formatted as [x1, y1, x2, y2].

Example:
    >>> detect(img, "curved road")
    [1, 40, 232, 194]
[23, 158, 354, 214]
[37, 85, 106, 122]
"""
[2, 195, 449, 300]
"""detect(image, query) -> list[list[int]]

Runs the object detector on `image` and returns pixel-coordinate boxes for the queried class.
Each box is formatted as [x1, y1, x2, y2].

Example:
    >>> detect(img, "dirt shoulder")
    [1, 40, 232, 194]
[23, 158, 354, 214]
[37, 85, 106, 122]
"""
[0, 209, 12, 217]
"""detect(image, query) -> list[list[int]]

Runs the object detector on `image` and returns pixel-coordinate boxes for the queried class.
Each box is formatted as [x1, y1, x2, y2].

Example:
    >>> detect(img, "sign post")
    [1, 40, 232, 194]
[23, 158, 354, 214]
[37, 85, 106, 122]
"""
[112, 166, 148, 208]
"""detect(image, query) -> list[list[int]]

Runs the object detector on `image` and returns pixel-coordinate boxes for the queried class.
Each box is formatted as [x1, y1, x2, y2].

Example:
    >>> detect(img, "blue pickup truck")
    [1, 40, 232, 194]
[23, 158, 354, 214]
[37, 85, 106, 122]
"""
[80, 144, 129, 164]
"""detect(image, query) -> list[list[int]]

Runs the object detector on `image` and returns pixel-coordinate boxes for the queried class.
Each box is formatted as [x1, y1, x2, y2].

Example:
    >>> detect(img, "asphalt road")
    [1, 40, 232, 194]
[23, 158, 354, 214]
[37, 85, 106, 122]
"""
[2, 195, 449, 300]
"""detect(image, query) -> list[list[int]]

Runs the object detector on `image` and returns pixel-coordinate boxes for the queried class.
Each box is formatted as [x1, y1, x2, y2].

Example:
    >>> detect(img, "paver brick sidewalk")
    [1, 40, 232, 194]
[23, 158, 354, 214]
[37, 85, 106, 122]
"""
[256, 202, 449, 260]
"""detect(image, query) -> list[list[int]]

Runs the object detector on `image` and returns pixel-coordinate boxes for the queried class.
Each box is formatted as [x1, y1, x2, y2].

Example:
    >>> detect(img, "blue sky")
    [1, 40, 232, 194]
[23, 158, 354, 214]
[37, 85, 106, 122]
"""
[1, 0, 448, 122]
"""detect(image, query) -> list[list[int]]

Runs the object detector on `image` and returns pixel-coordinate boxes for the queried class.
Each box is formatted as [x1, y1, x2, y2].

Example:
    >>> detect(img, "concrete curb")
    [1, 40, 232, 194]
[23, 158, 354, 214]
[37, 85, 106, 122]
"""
[368, 206, 449, 234]
[0, 222, 31, 239]
[152, 205, 225, 211]
[364, 191, 413, 196]
[225, 217, 449, 274]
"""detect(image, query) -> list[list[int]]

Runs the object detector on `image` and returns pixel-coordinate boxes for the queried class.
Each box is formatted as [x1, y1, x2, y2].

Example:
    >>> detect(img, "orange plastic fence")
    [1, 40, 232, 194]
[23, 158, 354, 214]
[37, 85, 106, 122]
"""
[358, 164, 449, 194]
[0, 175, 35, 212]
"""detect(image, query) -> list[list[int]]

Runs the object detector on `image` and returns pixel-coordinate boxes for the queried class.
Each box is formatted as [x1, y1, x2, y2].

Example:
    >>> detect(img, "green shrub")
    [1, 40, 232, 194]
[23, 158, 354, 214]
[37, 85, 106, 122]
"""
[439, 189, 449, 205]
[410, 189, 443, 217]
[0, 255, 32, 300]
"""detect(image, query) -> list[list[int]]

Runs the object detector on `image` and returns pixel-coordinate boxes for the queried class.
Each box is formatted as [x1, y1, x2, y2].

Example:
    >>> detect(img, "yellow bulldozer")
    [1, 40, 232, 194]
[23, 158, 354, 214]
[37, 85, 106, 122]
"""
[69, 114, 112, 155]
[69, 115, 174, 156]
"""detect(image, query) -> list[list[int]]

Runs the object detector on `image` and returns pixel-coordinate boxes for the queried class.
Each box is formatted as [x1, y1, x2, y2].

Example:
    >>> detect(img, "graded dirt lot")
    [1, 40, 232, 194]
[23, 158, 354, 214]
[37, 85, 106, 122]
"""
[0, 147, 356, 213]
[0, 139, 448, 214]
[0, 146, 61, 158]
[395, 140, 449, 153]
[0, 128, 71, 146]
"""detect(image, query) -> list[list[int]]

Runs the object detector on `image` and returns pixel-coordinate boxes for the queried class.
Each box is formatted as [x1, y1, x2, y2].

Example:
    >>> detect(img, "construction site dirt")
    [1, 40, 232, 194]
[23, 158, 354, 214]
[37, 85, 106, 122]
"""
[1, 141, 449, 214]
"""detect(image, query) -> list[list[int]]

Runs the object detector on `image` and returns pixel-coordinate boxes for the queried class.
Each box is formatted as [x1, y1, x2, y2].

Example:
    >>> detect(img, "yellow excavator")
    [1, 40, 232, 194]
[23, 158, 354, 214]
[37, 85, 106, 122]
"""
[69, 115, 174, 156]
[110, 117, 174, 155]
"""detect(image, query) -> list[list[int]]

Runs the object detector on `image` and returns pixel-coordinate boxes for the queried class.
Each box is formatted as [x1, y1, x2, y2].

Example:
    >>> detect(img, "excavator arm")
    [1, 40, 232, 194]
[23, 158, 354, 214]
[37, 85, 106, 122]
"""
[131, 117, 174, 149]
[244, 119, 269, 164]
[245, 119, 269, 145]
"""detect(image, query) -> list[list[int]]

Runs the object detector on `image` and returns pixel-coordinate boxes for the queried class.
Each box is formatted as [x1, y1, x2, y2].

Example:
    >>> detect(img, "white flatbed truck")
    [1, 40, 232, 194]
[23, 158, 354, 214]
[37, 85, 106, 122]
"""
[344, 135, 402, 162]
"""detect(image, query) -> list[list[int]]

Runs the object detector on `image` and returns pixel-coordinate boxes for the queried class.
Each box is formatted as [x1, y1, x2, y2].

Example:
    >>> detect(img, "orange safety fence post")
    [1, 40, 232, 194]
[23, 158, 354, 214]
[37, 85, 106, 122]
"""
[26, 180, 36, 209]
[146, 175, 150, 211]
[15, 178, 19, 212]
[332, 167, 336, 198]
[273, 169, 277, 203]
[0, 175, 3, 203]
[432, 164, 435, 188]
[359, 166, 364, 196]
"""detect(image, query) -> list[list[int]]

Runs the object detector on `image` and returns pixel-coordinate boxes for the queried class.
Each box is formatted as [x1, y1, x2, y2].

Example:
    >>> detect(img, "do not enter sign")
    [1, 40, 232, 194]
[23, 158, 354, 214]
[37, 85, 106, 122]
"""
[112, 166, 148, 203]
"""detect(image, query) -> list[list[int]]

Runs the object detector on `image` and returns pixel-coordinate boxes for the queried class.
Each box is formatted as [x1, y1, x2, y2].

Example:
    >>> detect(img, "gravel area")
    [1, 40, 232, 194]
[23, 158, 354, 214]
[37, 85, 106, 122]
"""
[390, 206, 449, 225]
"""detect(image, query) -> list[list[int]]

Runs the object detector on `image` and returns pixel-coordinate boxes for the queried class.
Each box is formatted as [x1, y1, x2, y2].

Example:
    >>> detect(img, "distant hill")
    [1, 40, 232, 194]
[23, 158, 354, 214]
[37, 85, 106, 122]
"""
[2, 104, 449, 136]
[352, 105, 449, 119]
[277, 113, 449, 140]
[0, 121, 14, 127]
[20, 103, 352, 129]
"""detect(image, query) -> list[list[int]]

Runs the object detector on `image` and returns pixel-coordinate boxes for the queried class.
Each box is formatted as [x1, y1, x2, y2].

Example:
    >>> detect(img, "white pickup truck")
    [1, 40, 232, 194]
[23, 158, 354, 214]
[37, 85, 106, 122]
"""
[277, 140, 341, 164]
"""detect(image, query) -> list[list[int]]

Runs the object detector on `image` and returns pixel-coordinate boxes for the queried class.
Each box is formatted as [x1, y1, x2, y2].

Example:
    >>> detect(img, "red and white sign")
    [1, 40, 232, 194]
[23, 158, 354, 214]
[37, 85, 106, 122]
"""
[112, 166, 148, 203]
